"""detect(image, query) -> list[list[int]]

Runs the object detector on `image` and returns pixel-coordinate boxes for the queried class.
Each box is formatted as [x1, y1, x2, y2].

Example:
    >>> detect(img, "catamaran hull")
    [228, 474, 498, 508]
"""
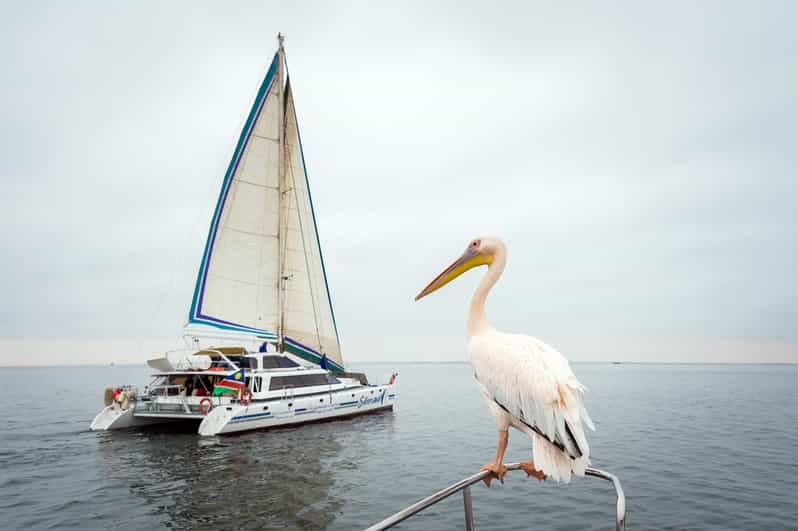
[198, 404, 393, 436]
[199, 388, 396, 436]
[90, 384, 396, 436]
[90, 405, 174, 431]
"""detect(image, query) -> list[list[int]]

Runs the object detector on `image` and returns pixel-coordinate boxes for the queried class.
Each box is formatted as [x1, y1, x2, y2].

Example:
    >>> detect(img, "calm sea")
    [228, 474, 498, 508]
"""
[0, 362, 796, 530]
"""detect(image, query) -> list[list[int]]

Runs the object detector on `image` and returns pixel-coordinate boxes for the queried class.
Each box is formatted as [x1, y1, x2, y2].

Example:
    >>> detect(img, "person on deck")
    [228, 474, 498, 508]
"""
[184, 378, 194, 397]
[193, 376, 210, 396]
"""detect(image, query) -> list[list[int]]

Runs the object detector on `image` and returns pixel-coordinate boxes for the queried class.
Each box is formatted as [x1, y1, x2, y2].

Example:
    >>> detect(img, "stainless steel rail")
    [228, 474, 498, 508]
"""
[365, 463, 625, 531]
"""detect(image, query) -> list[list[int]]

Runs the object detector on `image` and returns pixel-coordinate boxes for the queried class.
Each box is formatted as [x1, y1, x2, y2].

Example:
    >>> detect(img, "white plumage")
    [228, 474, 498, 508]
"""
[415, 236, 595, 484]
[469, 331, 594, 482]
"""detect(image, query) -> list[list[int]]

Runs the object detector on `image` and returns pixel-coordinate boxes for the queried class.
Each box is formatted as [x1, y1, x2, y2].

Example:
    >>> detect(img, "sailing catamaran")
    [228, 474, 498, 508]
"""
[91, 35, 396, 436]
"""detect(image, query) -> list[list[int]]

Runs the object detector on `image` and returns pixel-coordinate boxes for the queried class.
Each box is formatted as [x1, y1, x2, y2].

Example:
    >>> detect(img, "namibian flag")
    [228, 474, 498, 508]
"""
[213, 369, 245, 396]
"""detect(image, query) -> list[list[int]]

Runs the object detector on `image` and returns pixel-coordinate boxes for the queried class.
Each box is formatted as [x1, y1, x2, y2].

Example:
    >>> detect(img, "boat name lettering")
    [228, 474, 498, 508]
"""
[358, 389, 386, 407]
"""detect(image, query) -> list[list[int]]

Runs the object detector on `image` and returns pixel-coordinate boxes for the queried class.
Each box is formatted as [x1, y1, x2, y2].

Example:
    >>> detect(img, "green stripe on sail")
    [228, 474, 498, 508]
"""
[284, 342, 344, 373]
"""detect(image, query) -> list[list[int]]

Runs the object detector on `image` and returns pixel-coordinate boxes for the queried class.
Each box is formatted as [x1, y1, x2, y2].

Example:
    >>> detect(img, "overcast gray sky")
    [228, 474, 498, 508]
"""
[1, 1, 796, 365]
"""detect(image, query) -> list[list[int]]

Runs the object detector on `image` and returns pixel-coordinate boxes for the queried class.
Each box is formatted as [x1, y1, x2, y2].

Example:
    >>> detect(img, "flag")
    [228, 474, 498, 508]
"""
[212, 369, 245, 396]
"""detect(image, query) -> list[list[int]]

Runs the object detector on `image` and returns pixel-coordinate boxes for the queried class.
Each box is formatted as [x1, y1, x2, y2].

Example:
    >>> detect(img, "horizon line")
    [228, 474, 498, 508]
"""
[1, 360, 797, 369]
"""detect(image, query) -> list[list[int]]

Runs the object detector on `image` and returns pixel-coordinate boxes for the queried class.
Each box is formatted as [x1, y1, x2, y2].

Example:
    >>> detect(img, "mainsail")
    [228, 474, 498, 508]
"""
[186, 43, 344, 371]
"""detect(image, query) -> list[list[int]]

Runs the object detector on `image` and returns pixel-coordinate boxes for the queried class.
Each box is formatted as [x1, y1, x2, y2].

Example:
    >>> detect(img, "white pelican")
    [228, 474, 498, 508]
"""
[415, 237, 594, 486]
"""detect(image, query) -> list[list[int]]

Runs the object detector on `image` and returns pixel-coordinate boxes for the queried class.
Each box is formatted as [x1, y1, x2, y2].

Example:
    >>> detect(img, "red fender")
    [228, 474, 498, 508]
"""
[199, 397, 213, 415]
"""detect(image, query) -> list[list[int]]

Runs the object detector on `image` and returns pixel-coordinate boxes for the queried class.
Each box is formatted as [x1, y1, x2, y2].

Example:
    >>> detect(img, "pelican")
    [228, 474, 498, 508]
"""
[415, 237, 594, 486]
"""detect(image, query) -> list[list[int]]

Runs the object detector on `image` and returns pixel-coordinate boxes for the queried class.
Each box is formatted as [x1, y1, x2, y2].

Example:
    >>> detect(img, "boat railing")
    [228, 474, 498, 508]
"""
[365, 463, 625, 531]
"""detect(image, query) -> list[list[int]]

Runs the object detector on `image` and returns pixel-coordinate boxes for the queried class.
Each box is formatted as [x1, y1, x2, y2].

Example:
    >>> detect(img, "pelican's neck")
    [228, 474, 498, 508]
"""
[467, 248, 506, 337]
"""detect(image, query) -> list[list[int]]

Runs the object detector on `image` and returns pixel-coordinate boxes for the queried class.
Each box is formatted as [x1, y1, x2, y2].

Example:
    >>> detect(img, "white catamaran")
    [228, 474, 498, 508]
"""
[91, 35, 396, 436]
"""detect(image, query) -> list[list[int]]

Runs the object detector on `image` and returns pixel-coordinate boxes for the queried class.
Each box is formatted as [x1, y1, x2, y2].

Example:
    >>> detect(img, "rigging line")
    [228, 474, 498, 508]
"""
[282, 52, 341, 351]
[277, 41, 288, 349]
[276, 46, 287, 347]
[278, 159, 291, 345]
[253, 89, 281, 331]
[286, 92, 325, 353]
[138, 124, 228, 357]
[282, 50, 334, 356]
[253, 83, 276, 333]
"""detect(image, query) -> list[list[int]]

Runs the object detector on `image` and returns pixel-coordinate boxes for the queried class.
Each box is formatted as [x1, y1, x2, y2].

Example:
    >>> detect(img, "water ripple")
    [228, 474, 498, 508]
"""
[0, 363, 797, 529]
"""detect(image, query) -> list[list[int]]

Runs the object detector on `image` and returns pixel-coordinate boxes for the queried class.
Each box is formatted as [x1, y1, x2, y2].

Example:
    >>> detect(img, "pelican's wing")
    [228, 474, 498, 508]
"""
[469, 332, 594, 460]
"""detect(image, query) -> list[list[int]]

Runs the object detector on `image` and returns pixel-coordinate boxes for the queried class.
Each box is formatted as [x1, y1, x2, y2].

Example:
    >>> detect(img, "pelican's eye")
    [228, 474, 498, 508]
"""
[471, 240, 481, 249]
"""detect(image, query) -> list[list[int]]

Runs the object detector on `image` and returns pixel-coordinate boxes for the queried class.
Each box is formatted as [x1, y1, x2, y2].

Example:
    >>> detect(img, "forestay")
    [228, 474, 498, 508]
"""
[281, 79, 342, 368]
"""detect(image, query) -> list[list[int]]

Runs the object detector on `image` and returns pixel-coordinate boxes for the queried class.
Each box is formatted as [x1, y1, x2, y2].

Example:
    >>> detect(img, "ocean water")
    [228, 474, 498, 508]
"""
[0, 362, 796, 530]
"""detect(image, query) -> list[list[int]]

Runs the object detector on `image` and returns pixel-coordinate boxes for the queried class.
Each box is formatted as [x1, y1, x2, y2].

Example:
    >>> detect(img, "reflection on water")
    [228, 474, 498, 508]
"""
[98, 421, 351, 529]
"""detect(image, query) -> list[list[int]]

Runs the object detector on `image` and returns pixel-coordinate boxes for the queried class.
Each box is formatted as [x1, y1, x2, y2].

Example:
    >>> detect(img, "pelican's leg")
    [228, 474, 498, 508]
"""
[480, 430, 509, 487]
[519, 461, 546, 481]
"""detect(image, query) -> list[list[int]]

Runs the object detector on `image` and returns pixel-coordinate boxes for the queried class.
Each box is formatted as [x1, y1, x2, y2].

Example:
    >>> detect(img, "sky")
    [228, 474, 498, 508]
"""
[1, 1, 796, 365]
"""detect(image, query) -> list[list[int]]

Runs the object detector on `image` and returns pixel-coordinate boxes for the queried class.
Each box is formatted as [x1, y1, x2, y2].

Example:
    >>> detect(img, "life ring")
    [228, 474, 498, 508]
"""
[240, 388, 253, 405]
[199, 397, 213, 414]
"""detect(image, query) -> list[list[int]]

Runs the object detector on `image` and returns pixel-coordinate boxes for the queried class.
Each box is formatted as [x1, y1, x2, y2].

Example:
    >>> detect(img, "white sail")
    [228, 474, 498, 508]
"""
[280, 79, 343, 369]
[187, 53, 281, 340]
[186, 49, 344, 371]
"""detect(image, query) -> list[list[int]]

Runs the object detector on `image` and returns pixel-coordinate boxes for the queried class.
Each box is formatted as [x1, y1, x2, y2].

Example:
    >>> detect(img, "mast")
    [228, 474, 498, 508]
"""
[276, 33, 287, 351]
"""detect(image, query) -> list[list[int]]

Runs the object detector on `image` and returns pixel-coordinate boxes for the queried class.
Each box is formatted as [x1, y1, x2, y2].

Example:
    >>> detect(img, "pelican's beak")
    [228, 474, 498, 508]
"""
[415, 248, 494, 301]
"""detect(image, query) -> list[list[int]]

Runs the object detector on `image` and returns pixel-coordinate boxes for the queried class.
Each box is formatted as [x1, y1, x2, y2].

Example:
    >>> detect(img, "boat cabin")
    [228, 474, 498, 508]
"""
[144, 347, 359, 407]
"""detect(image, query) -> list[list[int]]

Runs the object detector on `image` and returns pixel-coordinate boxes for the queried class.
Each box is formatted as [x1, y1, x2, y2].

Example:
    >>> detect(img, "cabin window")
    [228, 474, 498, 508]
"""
[269, 373, 331, 390]
[262, 355, 300, 369]
[226, 355, 255, 369]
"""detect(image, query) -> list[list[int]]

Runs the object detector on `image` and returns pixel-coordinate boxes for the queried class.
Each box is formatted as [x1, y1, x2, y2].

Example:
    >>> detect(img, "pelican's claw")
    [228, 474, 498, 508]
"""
[519, 461, 547, 481]
[480, 462, 508, 487]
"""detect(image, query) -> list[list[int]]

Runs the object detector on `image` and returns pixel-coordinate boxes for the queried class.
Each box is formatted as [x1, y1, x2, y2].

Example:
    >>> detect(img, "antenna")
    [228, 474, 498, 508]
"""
[277, 32, 285, 50]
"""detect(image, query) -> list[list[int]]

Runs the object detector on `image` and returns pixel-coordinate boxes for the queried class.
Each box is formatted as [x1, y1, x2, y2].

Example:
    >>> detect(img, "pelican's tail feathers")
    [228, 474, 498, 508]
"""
[527, 385, 593, 483]
[531, 433, 590, 483]
[532, 433, 585, 483]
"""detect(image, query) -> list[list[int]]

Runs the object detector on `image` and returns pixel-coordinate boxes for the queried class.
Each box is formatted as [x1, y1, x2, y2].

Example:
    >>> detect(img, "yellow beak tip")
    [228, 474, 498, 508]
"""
[415, 250, 492, 303]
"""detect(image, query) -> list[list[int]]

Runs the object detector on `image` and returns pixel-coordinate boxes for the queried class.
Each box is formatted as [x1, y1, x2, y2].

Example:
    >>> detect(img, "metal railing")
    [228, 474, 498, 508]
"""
[365, 463, 625, 531]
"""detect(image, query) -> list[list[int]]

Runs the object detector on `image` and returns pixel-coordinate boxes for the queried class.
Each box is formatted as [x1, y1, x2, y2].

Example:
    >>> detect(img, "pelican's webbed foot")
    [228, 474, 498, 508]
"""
[519, 461, 546, 481]
[480, 462, 508, 487]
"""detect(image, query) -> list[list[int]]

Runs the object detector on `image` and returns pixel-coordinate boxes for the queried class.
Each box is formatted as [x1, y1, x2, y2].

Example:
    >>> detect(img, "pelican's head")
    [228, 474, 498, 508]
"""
[415, 237, 504, 301]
